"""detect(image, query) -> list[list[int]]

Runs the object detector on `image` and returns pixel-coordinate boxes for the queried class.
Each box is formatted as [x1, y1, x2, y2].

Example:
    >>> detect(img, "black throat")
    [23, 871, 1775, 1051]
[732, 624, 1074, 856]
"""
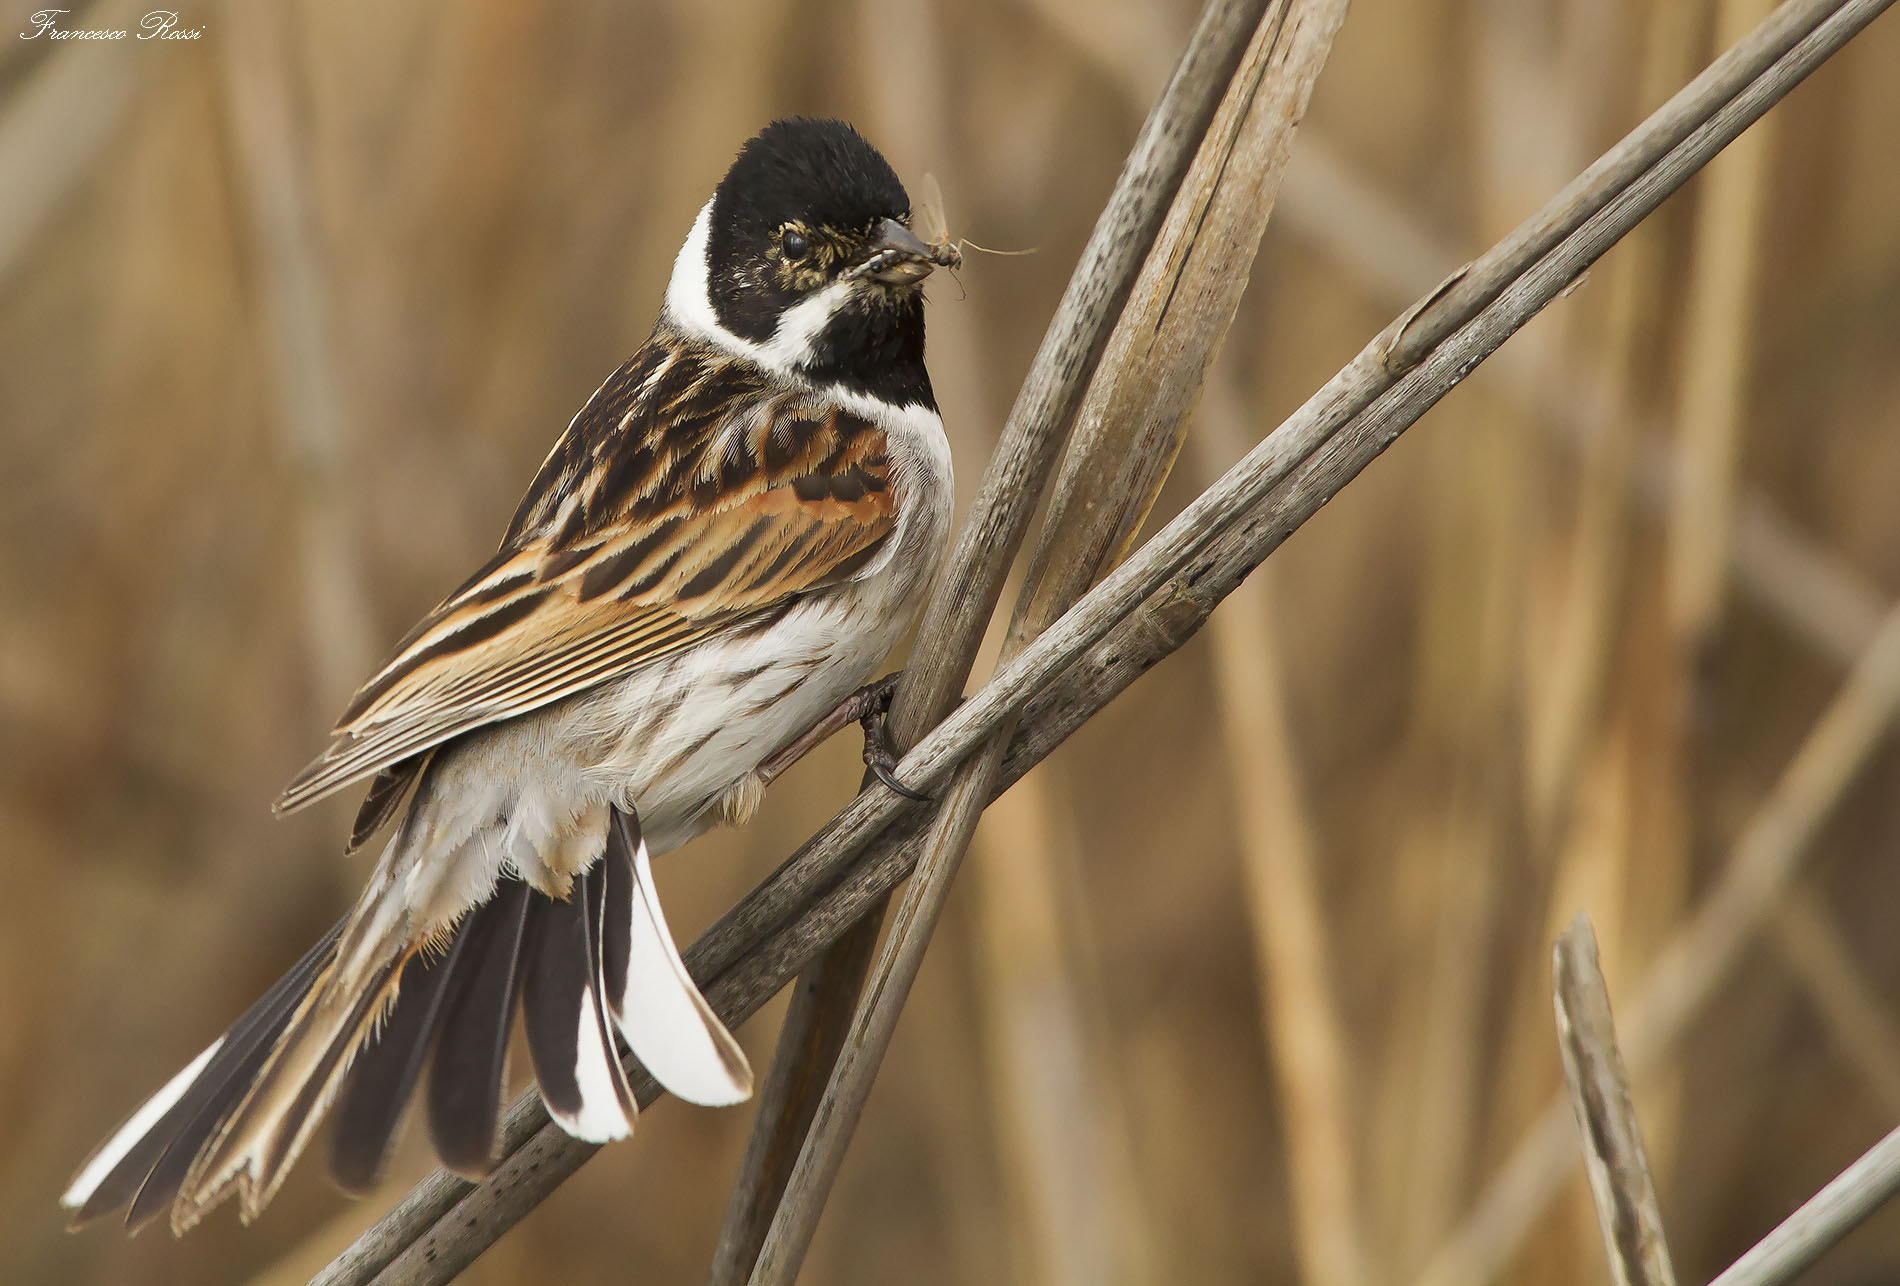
[797, 290, 935, 409]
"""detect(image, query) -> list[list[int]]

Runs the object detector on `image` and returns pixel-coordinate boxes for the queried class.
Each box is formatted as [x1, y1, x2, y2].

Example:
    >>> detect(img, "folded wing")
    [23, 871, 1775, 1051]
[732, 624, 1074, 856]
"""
[278, 342, 899, 813]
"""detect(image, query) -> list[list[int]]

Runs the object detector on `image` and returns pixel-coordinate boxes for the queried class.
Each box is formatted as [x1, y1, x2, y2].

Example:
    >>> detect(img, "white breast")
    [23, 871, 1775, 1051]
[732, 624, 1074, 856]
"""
[599, 386, 951, 851]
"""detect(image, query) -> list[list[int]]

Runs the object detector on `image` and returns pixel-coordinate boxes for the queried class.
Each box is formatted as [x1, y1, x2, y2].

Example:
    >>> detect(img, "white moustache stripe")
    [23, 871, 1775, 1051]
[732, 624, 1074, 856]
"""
[662, 200, 857, 379]
[761, 279, 855, 369]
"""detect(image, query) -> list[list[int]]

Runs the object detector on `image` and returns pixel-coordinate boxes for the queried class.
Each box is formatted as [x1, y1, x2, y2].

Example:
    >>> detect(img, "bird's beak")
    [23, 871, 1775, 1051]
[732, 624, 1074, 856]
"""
[853, 218, 940, 285]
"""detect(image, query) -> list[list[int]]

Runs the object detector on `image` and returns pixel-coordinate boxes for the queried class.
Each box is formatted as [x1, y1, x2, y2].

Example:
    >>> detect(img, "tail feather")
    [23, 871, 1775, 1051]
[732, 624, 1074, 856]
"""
[522, 865, 637, 1142]
[174, 953, 401, 1231]
[581, 863, 639, 1127]
[601, 811, 752, 1106]
[426, 880, 533, 1178]
[327, 921, 476, 1194]
[125, 925, 347, 1232]
[60, 920, 343, 1230]
[64, 801, 755, 1235]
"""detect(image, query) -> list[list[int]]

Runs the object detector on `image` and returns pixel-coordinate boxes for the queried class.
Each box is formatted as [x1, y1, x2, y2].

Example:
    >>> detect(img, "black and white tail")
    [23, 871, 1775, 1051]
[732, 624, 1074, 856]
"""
[60, 809, 750, 1234]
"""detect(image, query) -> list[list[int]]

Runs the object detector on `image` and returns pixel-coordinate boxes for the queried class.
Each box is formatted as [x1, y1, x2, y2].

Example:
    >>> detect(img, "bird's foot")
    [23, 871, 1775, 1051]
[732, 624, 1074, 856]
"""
[755, 672, 931, 801]
[852, 677, 931, 802]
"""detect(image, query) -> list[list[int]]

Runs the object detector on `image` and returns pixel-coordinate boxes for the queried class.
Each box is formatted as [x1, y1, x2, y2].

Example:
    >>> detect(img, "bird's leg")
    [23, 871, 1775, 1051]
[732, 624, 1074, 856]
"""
[852, 681, 934, 803]
[756, 672, 932, 801]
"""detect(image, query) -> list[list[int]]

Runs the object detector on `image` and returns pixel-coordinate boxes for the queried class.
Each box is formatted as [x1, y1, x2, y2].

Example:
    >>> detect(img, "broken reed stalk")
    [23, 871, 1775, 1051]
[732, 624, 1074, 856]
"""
[707, 0, 1274, 1275]
[1552, 915, 1677, 1286]
[316, 0, 1894, 1278]
[744, 3, 1352, 1277]
[1417, 590, 1900, 1286]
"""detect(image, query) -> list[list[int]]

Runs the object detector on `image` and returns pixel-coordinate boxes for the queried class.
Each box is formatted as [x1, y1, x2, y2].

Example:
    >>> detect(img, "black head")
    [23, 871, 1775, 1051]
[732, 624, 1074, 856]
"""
[682, 118, 940, 407]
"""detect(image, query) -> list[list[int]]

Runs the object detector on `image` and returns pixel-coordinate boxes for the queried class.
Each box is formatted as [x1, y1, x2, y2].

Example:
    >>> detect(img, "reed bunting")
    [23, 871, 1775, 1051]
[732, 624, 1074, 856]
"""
[61, 117, 956, 1234]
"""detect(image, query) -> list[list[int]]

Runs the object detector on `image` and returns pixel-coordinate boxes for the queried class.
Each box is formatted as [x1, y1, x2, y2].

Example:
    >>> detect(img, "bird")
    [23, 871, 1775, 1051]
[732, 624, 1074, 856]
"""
[60, 116, 957, 1236]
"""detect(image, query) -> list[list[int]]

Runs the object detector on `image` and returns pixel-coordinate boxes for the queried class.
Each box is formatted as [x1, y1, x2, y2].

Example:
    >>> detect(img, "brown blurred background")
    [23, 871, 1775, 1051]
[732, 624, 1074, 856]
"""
[5, 0, 1900, 1282]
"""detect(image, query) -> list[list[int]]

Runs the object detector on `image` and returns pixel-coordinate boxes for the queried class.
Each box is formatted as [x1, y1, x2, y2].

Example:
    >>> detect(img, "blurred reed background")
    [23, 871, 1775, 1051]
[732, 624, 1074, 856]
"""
[3, 0, 1900, 1282]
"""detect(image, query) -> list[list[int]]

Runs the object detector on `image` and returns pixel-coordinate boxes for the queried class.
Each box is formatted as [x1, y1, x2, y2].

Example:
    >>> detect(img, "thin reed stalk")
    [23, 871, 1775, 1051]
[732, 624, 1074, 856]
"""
[1552, 914, 1677, 1286]
[1707, 1121, 1900, 1285]
[745, 5, 1352, 1276]
[1198, 373, 1368, 1286]
[708, 1, 1272, 1274]
[221, 1, 376, 705]
[1418, 594, 1900, 1286]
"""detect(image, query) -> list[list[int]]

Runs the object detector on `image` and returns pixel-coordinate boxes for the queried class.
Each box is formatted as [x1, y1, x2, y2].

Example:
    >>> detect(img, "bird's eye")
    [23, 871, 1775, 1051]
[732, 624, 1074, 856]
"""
[779, 228, 809, 261]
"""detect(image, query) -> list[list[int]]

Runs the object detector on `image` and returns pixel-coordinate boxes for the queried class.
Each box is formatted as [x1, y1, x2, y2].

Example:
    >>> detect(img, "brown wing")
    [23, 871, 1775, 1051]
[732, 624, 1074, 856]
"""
[276, 338, 897, 814]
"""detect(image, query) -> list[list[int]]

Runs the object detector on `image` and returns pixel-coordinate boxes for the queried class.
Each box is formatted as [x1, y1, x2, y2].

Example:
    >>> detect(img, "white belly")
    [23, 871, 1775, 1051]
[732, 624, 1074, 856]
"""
[573, 591, 904, 852]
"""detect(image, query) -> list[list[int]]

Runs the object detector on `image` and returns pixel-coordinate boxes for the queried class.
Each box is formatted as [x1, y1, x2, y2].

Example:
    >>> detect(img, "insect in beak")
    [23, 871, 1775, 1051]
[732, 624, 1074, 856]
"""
[911, 173, 963, 272]
[848, 218, 945, 284]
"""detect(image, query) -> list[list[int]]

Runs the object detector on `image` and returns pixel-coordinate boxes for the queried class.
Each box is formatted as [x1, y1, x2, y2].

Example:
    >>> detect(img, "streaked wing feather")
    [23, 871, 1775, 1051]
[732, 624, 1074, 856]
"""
[278, 341, 899, 814]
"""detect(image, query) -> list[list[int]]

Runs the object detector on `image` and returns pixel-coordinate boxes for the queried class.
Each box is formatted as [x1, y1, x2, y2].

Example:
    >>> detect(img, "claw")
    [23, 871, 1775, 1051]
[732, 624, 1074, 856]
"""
[866, 752, 932, 802]
[757, 670, 934, 801]
[855, 684, 933, 802]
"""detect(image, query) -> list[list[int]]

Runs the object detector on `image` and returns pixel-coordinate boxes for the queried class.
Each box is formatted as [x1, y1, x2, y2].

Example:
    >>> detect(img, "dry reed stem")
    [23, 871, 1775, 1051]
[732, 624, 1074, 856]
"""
[0, 0, 148, 284]
[745, 5, 1351, 1275]
[1525, 0, 1703, 853]
[1768, 886, 1900, 1118]
[1394, 4, 1556, 1241]
[1649, 0, 1779, 1220]
[1417, 593, 1900, 1286]
[1706, 1120, 1900, 1285]
[879, 0, 1276, 741]
[1276, 139, 1889, 677]
[1669, 0, 1781, 649]
[1552, 914, 1678, 1286]
[315, 3, 1892, 1276]
[708, 1, 1272, 1274]
[967, 772, 1149, 1286]
[1394, 761, 1509, 1264]
[1518, 4, 1710, 1270]
[220, 2, 377, 704]
[1642, 0, 1780, 1252]
[1199, 375, 1368, 1286]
